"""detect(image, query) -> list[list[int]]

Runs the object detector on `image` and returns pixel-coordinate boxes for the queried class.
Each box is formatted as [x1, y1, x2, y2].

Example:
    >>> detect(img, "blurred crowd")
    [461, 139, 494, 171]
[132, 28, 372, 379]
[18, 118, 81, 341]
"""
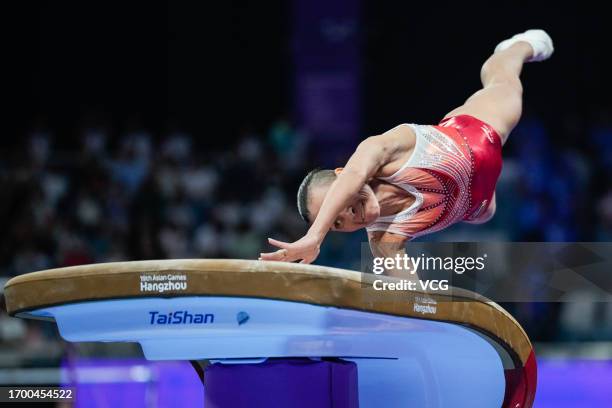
[1, 118, 315, 274]
[1, 112, 611, 362]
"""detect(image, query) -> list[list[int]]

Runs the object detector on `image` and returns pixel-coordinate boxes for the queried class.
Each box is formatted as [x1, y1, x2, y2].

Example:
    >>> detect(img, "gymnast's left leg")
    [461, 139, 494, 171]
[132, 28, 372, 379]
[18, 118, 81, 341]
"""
[443, 29, 554, 144]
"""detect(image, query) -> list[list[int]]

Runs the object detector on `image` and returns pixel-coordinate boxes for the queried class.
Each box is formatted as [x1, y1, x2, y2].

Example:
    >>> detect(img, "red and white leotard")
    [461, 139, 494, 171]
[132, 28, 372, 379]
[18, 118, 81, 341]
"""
[366, 115, 503, 239]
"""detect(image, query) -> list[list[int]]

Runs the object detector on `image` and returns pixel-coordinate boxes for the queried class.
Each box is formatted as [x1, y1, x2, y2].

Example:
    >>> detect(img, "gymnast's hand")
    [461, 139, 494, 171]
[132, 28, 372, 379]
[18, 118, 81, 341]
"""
[259, 233, 322, 264]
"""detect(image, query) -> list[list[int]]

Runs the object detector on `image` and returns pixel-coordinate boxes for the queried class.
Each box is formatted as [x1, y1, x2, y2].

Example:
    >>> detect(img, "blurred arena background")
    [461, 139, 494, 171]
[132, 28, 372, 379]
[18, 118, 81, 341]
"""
[1, 1, 611, 407]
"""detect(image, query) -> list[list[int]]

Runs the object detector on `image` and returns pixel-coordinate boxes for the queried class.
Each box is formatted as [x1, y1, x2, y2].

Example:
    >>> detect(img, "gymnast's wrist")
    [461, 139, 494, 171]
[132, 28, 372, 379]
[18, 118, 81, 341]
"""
[306, 228, 326, 243]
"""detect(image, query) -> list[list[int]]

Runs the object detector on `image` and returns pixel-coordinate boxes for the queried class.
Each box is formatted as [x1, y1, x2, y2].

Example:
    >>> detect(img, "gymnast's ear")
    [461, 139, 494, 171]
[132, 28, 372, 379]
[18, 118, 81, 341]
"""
[334, 167, 343, 175]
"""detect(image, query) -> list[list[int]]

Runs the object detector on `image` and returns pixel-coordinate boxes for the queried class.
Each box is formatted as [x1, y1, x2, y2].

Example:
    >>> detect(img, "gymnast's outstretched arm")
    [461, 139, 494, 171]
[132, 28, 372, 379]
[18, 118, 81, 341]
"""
[260, 129, 411, 264]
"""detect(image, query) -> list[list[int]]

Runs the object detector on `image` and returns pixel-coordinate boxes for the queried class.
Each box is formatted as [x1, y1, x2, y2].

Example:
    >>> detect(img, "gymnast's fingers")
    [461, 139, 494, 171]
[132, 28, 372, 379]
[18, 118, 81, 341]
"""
[258, 251, 283, 261]
[268, 238, 290, 249]
[259, 248, 293, 261]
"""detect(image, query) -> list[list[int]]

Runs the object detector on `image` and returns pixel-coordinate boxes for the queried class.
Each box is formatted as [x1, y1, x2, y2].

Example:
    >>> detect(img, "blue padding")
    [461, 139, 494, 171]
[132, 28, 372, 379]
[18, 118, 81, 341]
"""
[31, 297, 505, 407]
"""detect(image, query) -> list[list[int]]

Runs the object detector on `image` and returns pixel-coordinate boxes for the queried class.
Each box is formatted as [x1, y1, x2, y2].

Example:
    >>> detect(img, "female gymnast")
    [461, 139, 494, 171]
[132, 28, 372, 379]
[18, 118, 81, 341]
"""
[260, 30, 554, 271]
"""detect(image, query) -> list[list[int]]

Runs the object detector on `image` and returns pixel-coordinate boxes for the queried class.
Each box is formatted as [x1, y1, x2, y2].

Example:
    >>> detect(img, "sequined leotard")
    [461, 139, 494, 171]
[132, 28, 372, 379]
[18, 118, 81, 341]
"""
[366, 115, 503, 239]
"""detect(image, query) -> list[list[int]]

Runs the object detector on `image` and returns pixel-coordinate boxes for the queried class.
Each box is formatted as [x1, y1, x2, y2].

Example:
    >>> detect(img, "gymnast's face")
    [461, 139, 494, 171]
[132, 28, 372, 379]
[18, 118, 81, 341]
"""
[309, 183, 380, 232]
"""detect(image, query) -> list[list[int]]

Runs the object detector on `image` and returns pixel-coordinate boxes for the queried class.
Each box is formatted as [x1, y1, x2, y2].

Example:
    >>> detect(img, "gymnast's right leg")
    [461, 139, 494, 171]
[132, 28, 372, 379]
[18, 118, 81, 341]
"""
[443, 29, 554, 144]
